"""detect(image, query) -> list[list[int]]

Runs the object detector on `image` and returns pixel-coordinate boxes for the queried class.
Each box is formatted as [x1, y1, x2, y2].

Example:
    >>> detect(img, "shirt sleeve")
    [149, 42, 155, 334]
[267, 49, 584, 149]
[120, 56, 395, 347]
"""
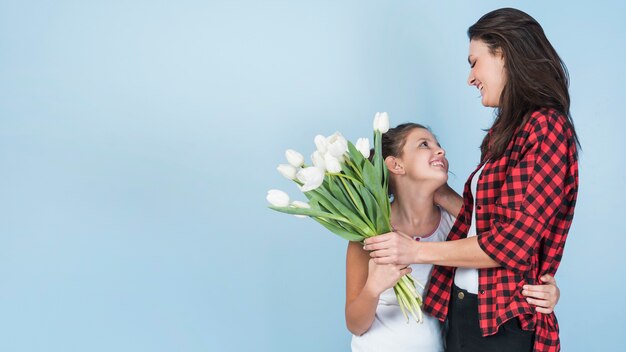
[477, 112, 574, 273]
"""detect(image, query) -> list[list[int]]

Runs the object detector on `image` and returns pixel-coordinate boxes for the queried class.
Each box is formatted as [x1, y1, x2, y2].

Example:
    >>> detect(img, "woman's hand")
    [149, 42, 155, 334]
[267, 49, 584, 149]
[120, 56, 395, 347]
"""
[364, 259, 412, 296]
[363, 232, 419, 265]
[522, 274, 560, 314]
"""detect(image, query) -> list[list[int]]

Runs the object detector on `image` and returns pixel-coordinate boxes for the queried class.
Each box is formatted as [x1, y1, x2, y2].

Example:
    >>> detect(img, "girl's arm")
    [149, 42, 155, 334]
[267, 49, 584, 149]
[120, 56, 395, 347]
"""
[434, 183, 463, 218]
[345, 241, 378, 335]
[345, 241, 411, 336]
[522, 274, 560, 314]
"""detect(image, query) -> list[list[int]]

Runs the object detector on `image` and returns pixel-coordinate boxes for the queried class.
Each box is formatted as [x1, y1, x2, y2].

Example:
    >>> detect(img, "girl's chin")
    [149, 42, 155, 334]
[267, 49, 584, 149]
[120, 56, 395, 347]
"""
[420, 175, 448, 188]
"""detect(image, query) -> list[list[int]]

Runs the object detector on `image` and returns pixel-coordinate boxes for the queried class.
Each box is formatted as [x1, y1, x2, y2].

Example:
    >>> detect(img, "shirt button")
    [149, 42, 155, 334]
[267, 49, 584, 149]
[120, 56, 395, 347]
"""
[458, 292, 465, 300]
[480, 290, 485, 294]
[476, 205, 482, 210]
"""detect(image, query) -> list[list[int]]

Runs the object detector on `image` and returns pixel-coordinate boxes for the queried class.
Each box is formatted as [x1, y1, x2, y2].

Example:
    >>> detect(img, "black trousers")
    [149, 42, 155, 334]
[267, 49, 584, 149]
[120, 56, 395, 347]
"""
[445, 284, 534, 352]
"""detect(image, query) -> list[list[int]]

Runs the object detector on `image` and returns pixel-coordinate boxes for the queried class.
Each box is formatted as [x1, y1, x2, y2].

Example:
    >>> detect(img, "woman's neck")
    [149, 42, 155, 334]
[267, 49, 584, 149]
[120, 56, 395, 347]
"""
[390, 186, 440, 237]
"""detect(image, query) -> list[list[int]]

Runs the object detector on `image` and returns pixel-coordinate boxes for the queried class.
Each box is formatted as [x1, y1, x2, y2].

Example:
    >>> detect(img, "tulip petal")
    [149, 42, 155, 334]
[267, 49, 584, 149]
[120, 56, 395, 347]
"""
[266, 189, 290, 207]
[285, 149, 304, 167]
[277, 164, 297, 180]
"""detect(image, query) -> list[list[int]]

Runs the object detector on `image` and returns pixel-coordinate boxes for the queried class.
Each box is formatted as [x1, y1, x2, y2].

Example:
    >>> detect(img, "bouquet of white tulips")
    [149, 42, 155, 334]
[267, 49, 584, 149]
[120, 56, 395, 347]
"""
[266, 112, 424, 323]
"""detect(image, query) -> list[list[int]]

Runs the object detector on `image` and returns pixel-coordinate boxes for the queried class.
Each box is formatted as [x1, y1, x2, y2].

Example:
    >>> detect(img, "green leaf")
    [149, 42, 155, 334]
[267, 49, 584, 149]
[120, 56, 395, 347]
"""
[308, 185, 376, 237]
[354, 182, 385, 235]
[277, 196, 369, 239]
[361, 154, 389, 223]
[313, 217, 365, 241]
[329, 175, 359, 214]
[268, 205, 349, 222]
[346, 141, 366, 178]
[340, 154, 362, 183]
[339, 176, 376, 231]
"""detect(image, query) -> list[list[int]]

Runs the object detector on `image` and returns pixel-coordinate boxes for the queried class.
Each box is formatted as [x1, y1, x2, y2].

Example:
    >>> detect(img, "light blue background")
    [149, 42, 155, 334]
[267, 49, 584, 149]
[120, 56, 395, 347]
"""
[1, 1, 623, 351]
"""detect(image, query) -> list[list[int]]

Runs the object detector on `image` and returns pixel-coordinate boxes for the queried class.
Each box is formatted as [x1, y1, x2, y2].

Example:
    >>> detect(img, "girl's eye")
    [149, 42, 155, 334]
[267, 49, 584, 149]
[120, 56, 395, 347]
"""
[419, 141, 428, 148]
[470, 60, 476, 68]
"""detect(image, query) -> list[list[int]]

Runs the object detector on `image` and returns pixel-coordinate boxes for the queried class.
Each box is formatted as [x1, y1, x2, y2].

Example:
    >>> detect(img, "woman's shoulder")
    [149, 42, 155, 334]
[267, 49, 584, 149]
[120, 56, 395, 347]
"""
[525, 108, 569, 133]
[517, 108, 576, 149]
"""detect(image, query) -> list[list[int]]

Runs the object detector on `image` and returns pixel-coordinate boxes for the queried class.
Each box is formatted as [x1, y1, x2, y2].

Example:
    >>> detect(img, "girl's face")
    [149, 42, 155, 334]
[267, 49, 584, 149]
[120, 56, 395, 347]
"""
[395, 128, 448, 184]
[467, 39, 506, 107]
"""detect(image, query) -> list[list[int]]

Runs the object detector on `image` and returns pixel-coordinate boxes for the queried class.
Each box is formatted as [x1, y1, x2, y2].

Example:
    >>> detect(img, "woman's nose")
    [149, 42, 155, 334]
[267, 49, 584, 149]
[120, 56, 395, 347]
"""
[467, 72, 475, 86]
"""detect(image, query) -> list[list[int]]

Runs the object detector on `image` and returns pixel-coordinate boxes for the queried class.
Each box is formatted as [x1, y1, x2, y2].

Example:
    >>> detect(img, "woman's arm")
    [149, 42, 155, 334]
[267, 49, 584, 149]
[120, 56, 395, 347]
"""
[434, 183, 463, 217]
[363, 232, 499, 268]
[345, 241, 411, 336]
[363, 234, 561, 314]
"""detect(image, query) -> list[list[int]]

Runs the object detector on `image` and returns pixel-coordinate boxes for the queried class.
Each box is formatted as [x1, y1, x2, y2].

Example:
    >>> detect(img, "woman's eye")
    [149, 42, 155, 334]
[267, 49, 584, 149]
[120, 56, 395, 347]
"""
[419, 142, 428, 148]
[470, 61, 476, 68]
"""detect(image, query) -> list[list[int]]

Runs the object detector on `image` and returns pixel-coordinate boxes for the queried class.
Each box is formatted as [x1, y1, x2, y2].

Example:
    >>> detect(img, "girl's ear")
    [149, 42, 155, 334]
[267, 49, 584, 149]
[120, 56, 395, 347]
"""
[384, 156, 404, 175]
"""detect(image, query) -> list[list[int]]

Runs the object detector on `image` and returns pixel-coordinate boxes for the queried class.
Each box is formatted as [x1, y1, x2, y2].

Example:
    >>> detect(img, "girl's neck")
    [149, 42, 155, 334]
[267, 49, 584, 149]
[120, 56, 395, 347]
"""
[390, 188, 440, 237]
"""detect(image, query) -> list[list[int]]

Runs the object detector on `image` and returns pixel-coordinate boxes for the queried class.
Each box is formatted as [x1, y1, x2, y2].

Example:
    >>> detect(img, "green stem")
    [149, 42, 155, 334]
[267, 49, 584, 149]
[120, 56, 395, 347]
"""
[329, 172, 362, 185]
[393, 286, 410, 323]
[344, 158, 363, 180]
[396, 281, 421, 323]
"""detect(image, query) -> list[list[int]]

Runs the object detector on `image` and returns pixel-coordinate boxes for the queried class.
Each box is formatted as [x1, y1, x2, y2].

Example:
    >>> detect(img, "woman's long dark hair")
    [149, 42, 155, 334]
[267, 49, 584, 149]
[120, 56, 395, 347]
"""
[468, 8, 580, 161]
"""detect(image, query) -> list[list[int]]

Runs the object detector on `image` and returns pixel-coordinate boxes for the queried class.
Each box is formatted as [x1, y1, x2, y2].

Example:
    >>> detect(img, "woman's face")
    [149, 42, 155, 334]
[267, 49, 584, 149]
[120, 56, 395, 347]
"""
[396, 128, 448, 184]
[467, 39, 506, 107]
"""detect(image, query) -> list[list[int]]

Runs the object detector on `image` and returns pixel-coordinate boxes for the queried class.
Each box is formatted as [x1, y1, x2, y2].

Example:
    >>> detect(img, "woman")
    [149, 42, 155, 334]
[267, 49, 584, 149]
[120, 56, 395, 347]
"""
[363, 8, 578, 352]
[347, 123, 560, 351]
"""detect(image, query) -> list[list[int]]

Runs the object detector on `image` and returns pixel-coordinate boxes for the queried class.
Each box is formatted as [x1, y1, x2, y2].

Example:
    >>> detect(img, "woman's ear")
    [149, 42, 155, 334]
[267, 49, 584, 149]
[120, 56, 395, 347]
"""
[385, 156, 404, 175]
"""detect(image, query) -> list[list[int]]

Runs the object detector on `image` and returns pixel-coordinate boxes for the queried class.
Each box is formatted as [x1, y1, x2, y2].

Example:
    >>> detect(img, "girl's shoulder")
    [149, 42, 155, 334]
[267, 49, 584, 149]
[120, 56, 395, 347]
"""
[431, 208, 456, 242]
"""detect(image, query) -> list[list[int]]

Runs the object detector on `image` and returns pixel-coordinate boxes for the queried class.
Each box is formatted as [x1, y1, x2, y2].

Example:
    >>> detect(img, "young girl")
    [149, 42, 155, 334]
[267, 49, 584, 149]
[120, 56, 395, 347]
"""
[364, 8, 578, 352]
[347, 123, 559, 351]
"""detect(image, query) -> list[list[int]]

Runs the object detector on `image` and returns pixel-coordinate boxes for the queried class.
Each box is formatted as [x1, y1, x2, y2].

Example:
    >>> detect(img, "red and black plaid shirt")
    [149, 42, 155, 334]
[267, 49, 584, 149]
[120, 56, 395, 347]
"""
[423, 108, 578, 352]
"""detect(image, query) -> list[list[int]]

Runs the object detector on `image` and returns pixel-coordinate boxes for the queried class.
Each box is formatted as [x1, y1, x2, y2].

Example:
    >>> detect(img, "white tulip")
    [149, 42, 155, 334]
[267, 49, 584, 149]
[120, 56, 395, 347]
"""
[355, 138, 370, 159]
[373, 112, 390, 133]
[266, 189, 290, 207]
[326, 132, 348, 158]
[324, 153, 342, 173]
[311, 151, 326, 169]
[291, 200, 311, 218]
[292, 200, 311, 208]
[296, 166, 326, 192]
[285, 149, 304, 167]
[314, 134, 327, 154]
[276, 164, 297, 180]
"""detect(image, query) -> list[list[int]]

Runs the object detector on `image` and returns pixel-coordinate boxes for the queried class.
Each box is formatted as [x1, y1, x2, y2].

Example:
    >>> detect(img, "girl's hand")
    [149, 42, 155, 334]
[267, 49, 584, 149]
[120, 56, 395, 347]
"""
[364, 259, 412, 296]
[522, 274, 560, 314]
[363, 231, 419, 265]
[434, 182, 454, 206]
[434, 183, 463, 217]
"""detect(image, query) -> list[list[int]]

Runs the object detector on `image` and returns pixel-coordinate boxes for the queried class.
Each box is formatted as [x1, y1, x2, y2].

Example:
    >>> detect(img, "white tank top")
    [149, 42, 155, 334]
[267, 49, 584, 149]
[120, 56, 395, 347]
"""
[351, 208, 456, 352]
[453, 163, 486, 294]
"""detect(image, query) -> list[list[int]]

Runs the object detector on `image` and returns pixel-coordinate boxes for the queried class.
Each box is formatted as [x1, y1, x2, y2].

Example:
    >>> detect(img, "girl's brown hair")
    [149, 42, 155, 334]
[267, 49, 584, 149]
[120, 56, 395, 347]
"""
[369, 123, 430, 196]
